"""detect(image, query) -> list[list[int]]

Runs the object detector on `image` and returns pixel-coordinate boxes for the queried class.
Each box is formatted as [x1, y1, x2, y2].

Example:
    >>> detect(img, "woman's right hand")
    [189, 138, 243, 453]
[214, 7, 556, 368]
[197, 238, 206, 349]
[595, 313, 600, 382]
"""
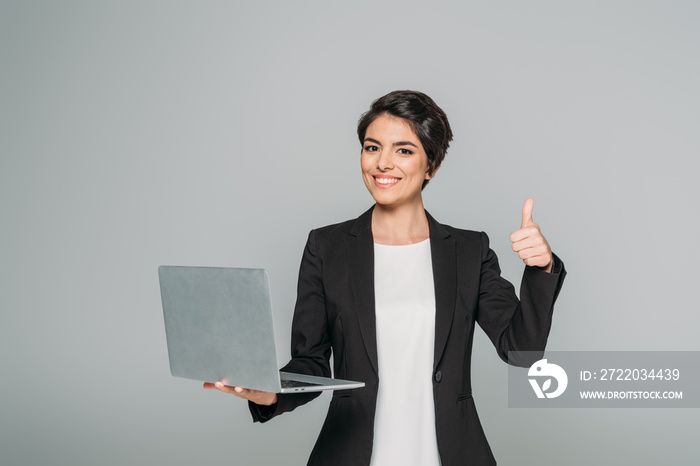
[203, 381, 278, 406]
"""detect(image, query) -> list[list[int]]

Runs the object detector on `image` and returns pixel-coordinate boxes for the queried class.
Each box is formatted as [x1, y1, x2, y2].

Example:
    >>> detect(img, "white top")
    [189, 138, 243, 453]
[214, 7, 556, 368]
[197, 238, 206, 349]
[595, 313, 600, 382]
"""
[370, 239, 441, 466]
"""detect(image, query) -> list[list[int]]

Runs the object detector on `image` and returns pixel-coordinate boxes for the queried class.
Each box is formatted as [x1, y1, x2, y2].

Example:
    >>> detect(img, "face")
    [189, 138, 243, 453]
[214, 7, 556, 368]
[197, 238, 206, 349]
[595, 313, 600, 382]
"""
[361, 114, 435, 208]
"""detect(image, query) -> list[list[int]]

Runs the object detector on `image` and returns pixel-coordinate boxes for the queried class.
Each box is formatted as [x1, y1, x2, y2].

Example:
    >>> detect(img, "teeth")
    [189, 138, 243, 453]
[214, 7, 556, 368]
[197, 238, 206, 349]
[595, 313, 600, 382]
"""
[376, 177, 399, 184]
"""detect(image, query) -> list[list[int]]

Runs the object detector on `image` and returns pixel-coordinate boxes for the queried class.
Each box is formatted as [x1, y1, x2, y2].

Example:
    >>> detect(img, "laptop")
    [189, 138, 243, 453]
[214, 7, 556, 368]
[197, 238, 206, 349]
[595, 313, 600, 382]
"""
[158, 265, 365, 393]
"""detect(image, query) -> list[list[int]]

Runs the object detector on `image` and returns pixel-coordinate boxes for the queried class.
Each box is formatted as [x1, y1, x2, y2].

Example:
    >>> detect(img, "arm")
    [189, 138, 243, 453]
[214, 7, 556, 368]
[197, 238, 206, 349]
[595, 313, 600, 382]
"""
[476, 200, 567, 367]
[249, 229, 332, 422]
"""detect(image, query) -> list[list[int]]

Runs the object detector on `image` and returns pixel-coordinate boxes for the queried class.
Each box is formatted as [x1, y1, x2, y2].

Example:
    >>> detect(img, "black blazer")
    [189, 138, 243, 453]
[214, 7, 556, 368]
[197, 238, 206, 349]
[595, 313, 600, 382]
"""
[250, 206, 566, 466]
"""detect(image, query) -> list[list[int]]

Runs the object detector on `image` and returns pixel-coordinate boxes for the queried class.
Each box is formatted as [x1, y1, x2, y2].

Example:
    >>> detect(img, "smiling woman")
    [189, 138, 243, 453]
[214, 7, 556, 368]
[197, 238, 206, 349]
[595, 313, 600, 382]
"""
[205, 90, 567, 466]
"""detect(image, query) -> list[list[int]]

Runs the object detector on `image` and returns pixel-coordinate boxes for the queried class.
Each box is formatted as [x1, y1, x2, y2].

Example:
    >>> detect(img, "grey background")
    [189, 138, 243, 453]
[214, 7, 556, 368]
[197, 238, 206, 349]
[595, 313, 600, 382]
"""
[1, 1, 698, 465]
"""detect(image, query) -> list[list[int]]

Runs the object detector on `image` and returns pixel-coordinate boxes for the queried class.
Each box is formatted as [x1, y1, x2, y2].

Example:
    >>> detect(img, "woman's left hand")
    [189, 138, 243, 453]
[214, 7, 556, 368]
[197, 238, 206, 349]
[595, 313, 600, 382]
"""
[203, 381, 278, 406]
[509, 198, 553, 273]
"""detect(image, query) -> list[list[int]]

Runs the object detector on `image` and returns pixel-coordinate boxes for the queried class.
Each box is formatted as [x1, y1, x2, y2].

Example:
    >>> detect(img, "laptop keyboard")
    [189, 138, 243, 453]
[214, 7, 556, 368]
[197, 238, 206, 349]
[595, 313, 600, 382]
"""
[281, 379, 322, 388]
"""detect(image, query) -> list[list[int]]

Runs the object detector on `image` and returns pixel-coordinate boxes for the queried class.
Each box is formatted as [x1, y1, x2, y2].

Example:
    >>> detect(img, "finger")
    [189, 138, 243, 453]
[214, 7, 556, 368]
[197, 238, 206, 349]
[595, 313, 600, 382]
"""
[521, 198, 534, 229]
[231, 387, 270, 403]
[212, 381, 239, 395]
[203, 382, 216, 389]
[230, 386, 253, 398]
[511, 232, 548, 251]
[518, 246, 550, 262]
[509, 224, 540, 243]
[517, 241, 552, 263]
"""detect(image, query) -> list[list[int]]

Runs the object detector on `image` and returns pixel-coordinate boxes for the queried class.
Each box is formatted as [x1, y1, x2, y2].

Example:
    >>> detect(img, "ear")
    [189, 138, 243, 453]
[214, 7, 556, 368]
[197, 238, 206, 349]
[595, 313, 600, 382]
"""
[425, 165, 439, 180]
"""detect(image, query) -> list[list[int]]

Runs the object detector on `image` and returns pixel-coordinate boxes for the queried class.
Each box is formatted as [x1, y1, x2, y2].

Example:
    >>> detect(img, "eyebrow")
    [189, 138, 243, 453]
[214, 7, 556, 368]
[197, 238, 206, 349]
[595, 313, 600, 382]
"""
[363, 137, 419, 148]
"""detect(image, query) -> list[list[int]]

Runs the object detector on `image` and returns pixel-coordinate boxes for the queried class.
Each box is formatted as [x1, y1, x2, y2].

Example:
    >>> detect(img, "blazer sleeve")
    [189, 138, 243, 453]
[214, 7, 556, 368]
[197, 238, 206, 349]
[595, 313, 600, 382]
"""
[475, 231, 566, 367]
[249, 229, 332, 422]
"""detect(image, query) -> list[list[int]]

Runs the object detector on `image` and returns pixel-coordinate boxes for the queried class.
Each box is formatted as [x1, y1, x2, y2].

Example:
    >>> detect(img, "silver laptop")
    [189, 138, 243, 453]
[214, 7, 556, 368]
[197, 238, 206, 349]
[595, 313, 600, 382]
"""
[158, 266, 364, 393]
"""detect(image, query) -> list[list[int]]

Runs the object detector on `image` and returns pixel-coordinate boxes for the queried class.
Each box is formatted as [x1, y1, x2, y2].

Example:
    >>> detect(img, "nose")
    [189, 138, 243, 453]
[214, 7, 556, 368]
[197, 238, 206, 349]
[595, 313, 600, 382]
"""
[376, 149, 394, 171]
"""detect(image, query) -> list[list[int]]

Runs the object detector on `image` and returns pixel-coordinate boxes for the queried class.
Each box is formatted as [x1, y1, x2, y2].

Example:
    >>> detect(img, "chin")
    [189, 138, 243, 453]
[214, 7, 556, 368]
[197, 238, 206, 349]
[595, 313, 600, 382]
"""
[371, 195, 405, 208]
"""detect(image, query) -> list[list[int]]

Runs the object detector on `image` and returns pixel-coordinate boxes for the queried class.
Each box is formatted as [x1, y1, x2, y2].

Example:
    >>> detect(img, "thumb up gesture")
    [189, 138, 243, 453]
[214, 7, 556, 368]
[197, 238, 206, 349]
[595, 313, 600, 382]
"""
[509, 198, 553, 273]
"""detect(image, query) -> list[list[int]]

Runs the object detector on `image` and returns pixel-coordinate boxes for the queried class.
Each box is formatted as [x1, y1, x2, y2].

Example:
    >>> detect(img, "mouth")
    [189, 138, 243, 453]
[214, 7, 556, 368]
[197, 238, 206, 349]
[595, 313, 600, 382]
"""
[372, 175, 401, 188]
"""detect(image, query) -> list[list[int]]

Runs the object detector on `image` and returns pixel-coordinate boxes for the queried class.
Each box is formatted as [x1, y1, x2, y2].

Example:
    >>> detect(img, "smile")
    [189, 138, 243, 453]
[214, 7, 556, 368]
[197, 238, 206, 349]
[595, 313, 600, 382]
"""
[373, 176, 401, 188]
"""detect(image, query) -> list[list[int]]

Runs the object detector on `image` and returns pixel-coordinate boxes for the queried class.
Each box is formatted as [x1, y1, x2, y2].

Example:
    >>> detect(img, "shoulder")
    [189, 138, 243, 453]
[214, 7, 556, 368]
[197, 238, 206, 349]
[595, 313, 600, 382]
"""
[313, 217, 357, 238]
[427, 214, 495, 265]
[441, 222, 483, 241]
[300, 211, 370, 264]
[426, 211, 486, 244]
[308, 218, 358, 252]
[309, 206, 373, 243]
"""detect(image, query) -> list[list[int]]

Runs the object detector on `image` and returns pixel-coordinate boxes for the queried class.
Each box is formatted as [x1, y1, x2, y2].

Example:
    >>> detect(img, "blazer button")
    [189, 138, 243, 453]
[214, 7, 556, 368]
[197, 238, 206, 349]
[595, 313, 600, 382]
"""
[434, 370, 442, 383]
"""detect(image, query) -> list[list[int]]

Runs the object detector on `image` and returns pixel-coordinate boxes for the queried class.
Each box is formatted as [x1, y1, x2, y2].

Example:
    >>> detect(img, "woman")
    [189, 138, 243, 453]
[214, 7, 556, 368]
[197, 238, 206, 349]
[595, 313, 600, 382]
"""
[205, 90, 566, 465]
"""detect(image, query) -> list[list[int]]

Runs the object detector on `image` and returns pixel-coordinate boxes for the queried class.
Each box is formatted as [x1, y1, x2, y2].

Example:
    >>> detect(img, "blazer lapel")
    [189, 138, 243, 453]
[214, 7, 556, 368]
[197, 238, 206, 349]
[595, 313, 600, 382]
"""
[344, 207, 456, 376]
[427, 211, 457, 370]
[345, 206, 379, 375]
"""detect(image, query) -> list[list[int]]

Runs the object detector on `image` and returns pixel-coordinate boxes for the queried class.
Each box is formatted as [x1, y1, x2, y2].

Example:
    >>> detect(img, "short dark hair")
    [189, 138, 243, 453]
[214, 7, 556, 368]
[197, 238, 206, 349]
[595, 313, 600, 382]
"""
[357, 90, 453, 190]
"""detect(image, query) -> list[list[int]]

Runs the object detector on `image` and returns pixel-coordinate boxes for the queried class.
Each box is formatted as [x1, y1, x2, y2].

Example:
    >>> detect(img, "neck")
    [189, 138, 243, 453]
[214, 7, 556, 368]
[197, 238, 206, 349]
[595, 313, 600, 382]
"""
[371, 200, 430, 245]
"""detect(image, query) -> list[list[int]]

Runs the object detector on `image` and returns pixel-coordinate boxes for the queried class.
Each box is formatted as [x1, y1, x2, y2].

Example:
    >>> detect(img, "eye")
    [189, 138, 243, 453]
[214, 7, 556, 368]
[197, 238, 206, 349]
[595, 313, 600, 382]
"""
[398, 148, 413, 155]
[363, 145, 379, 152]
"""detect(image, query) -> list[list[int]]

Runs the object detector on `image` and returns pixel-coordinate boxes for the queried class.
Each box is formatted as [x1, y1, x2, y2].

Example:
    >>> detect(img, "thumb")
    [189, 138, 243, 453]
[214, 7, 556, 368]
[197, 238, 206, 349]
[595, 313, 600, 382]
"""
[521, 198, 534, 228]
